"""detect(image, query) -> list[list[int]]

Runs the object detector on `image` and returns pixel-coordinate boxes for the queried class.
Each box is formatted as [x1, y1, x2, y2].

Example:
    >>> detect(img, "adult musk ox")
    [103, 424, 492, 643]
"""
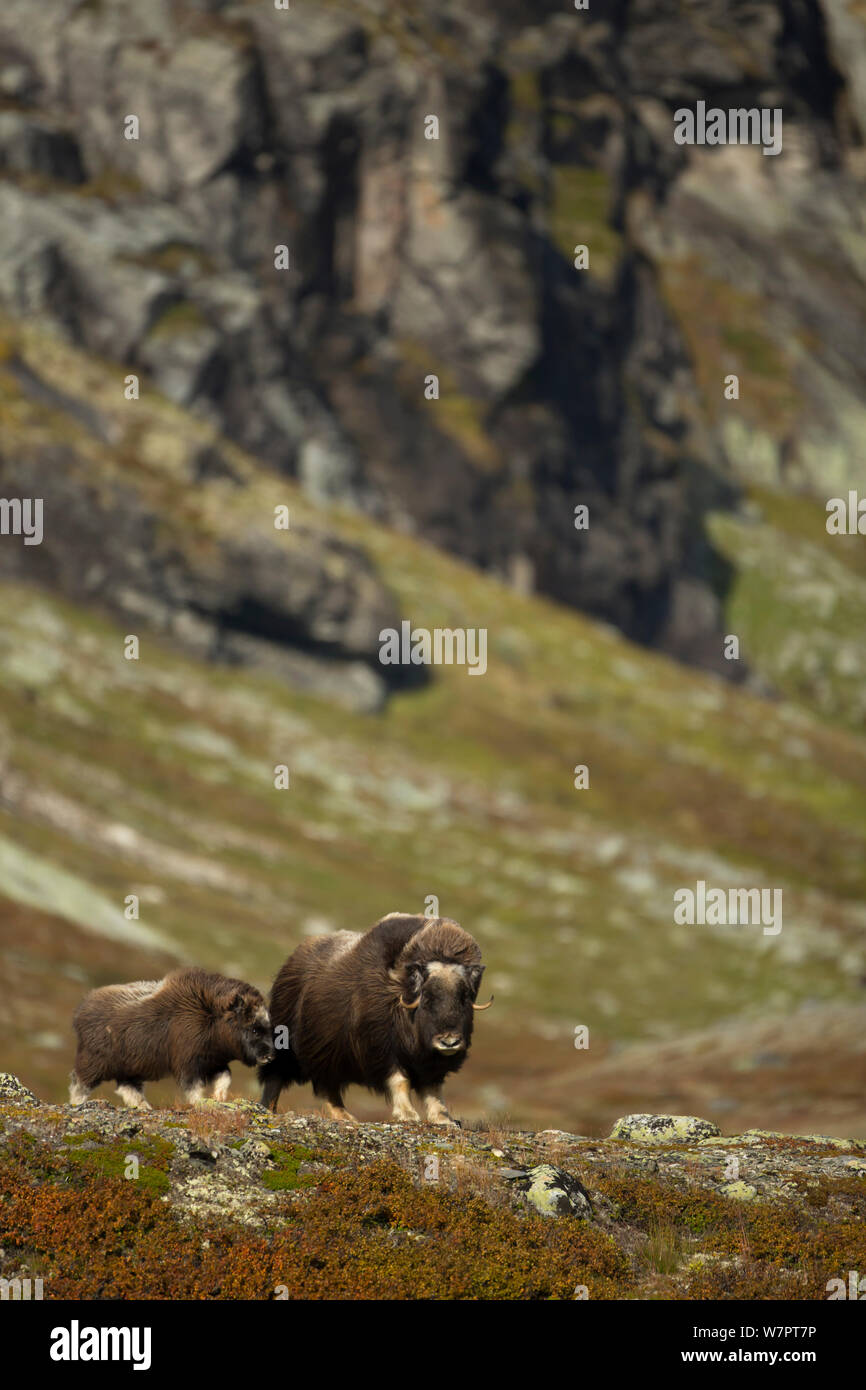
[69, 968, 274, 1109]
[259, 913, 493, 1124]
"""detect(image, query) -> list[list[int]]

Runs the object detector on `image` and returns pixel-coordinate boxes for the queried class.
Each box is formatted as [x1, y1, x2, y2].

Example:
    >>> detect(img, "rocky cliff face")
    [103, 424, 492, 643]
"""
[1, 0, 863, 682]
[2, 1074, 865, 1299]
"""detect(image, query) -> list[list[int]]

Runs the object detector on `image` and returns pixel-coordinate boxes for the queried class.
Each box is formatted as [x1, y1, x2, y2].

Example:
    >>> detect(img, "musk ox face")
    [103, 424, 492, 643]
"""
[225, 990, 275, 1066]
[403, 961, 485, 1056]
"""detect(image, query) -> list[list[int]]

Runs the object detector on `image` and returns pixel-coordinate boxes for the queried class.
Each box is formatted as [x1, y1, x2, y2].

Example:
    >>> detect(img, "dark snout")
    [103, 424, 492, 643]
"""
[432, 1031, 466, 1055]
[250, 1031, 275, 1064]
[241, 1014, 275, 1066]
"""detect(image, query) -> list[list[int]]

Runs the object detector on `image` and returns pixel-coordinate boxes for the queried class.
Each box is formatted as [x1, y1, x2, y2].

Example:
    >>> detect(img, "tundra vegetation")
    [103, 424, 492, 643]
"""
[1, 1078, 865, 1301]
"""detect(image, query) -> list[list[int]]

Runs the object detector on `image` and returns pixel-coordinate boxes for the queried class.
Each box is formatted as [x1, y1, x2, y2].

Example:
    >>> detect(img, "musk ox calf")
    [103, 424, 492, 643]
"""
[259, 913, 493, 1125]
[70, 968, 274, 1109]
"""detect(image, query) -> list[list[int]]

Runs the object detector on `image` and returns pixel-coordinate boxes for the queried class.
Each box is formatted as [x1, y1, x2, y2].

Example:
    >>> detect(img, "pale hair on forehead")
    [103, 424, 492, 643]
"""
[423, 961, 468, 983]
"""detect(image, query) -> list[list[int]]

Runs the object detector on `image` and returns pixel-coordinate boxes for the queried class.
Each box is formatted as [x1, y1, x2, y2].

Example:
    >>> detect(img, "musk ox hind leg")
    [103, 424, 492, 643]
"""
[417, 1085, 459, 1128]
[116, 1081, 151, 1110]
[386, 1071, 421, 1123]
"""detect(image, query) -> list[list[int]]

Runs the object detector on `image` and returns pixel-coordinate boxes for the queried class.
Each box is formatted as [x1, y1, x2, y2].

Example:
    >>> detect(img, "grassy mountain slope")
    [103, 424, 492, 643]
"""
[0, 314, 864, 1132]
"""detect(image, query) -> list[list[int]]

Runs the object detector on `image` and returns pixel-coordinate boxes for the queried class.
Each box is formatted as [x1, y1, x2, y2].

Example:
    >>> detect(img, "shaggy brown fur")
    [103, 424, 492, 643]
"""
[70, 967, 274, 1109]
[259, 913, 491, 1124]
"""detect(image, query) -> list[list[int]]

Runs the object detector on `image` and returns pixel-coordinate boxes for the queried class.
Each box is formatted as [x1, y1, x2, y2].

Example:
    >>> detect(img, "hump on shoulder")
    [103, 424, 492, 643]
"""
[366, 912, 428, 962]
[294, 929, 364, 969]
[102, 979, 164, 1007]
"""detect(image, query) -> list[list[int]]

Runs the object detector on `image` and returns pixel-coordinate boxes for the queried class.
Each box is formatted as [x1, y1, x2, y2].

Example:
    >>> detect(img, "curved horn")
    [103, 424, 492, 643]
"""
[472, 995, 494, 1011]
[399, 995, 421, 1011]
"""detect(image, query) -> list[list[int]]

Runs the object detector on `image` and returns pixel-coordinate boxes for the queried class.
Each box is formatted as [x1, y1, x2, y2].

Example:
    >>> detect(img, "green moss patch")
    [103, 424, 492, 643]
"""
[63, 1133, 173, 1195]
[261, 1144, 318, 1191]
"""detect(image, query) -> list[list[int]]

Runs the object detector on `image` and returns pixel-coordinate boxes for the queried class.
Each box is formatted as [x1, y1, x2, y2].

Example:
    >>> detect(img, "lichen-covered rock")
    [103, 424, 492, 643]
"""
[0, 1073, 39, 1105]
[743, 1129, 866, 1151]
[624, 1154, 660, 1173]
[720, 1181, 758, 1201]
[508, 1164, 593, 1219]
[610, 1114, 720, 1144]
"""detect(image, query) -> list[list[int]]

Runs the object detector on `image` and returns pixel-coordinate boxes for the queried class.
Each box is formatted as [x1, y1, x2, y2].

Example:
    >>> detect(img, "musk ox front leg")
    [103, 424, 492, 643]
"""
[386, 1071, 421, 1123]
[261, 1072, 284, 1113]
[212, 1069, 232, 1102]
[116, 1081, 151, 1110]
[417, 1085, 458, 1127]
[69, 1072, 91, 1105]
[182, 1078, 207, 1107]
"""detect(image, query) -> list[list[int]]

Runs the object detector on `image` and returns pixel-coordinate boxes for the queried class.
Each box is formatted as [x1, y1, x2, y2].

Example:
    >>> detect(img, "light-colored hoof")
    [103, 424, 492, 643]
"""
[324, 1104, 358, 1124]
[69, 1074, 90, 1106]
[117, 1086, 151, 1110]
